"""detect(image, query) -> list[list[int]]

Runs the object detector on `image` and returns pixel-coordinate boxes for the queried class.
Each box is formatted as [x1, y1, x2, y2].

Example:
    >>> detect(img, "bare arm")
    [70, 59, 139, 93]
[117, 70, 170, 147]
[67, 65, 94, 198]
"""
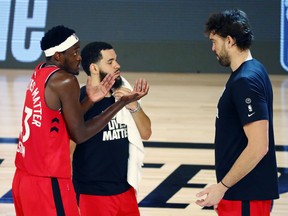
[195, 120, 269, 207]
[220, 120, 268, 188]
[129, 107, 152, 140]
[113, 79, 152, 140]
[46, 71, 144, 144]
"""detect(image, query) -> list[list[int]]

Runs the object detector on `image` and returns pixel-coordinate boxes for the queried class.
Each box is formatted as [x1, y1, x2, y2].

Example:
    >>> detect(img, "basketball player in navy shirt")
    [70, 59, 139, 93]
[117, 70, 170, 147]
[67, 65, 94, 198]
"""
[72, 42, 151, 216]
[196, 9, 279, 216]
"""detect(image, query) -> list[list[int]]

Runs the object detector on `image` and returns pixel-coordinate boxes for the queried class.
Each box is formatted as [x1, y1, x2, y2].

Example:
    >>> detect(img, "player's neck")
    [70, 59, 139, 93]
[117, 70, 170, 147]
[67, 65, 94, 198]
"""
[231, 49, 252, 72]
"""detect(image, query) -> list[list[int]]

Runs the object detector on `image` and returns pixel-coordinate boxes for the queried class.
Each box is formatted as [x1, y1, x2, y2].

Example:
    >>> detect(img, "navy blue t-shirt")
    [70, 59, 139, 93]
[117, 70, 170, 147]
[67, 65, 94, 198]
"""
[215, 59, 279, 200]
[73, 87, 130, 195]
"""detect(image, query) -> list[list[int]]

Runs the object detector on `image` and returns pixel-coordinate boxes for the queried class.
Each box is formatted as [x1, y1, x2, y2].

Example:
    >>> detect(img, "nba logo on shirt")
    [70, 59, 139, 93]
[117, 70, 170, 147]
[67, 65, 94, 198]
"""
[281, 0, 288, 72]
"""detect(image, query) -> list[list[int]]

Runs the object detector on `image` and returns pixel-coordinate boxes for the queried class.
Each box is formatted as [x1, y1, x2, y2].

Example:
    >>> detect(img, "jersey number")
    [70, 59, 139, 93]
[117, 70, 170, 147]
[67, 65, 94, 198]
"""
[17, 106, 32, 157]
[22, 106, 32, 142]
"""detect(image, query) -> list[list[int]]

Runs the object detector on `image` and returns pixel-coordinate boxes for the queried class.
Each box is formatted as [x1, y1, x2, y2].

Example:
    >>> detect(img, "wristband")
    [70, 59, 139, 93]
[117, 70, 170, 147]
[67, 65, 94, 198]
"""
[128, 102, 141, 113]
[220, 180, 230, 189]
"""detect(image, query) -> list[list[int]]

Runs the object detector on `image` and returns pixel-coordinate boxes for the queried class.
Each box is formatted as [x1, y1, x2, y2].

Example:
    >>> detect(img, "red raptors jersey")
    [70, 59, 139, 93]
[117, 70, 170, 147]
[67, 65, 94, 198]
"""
[15, 63, 71, 178]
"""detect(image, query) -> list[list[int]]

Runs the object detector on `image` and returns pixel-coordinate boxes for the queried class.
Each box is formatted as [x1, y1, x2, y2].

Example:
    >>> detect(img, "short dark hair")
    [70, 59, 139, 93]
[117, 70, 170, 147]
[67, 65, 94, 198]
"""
[81, 42, 113, 76]
[40, 25, 75, 51]
[204, 9, 254, 50]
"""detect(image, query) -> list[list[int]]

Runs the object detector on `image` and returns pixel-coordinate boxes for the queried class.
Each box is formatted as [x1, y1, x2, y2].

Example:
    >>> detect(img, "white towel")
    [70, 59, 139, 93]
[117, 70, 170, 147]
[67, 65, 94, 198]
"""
[115, 77, 145, 193]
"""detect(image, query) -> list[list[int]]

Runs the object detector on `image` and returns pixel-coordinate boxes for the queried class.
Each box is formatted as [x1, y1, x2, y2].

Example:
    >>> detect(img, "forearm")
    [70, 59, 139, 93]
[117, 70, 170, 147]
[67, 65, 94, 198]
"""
[222, 120, 269, 188]
[69, 99, 127, 144]
[221, 142, 267, 188]
[81, 99, 127, 142]
[80, 96, 94, 114]
[131, 108, 152, 140]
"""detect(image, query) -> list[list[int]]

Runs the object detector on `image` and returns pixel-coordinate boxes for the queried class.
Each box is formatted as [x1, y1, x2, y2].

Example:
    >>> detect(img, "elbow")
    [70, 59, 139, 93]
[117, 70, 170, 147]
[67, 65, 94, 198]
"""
[261, 139, 269, 156]
[247, 140, 269, 160]
[256, 143, 269, 159]
[69, 132, 88, 144]
[261, 145, 269, 157]
[141, 128, 152, 140]
[70, 136, 82, 145]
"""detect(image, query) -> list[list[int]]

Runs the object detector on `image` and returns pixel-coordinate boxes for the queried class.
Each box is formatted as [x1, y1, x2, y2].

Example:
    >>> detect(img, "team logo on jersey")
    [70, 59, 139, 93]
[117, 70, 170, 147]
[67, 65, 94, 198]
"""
[245, 98, 254, 113]
[245, 98, 252, 104]
[248, 105, 253, 112]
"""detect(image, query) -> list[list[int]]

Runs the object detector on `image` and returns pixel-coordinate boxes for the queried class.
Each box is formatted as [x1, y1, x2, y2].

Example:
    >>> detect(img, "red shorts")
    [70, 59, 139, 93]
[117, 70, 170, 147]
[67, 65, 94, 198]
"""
[217, 199, 272, 216]
[78, 187, 140, 216]
[12, 169, 80, 216]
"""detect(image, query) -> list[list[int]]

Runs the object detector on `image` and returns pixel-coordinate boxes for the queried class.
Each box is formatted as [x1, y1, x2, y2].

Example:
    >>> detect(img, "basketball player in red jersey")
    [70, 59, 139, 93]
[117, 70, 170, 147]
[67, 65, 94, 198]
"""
[12, 25, 149, 216]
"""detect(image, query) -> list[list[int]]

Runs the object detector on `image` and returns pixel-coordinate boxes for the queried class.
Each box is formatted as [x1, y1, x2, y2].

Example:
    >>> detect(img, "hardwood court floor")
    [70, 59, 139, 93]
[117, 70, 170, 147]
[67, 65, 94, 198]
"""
[0, 69, 288, 216]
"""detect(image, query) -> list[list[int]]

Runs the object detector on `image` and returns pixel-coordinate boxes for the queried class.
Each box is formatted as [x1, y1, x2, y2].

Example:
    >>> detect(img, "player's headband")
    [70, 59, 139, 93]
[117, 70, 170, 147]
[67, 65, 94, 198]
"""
[44, 33, 79, 57]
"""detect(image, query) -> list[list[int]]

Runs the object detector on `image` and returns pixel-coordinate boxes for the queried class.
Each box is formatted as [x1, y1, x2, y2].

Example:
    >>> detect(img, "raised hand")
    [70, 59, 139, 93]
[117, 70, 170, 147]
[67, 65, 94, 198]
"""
[133, 78, 149, 99]
[86, 73, 119, 102]
[118, 78, 149, 104]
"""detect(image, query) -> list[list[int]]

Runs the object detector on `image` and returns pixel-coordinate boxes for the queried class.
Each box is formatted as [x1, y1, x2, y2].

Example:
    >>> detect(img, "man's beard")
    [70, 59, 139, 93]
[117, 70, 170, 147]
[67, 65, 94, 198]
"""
[100, 70, 123, 90]
[217, 46, 230, 67]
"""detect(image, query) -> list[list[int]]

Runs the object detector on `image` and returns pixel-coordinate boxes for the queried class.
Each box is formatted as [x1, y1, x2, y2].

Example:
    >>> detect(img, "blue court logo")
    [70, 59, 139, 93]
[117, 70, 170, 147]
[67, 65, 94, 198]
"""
[281, 0, 288, 72]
